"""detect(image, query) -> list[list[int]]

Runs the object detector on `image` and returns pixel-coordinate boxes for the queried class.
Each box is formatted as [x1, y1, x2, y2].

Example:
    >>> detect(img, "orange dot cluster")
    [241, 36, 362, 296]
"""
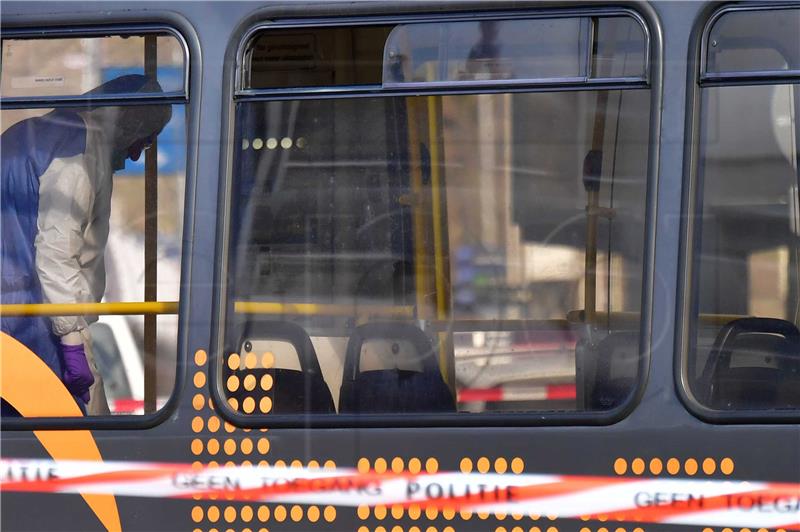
[358, 504, 555, 523]
[578, 528, 645, 532]
[495, 527, 561, 532]
[355, 456, 526, 524]
[459, 456, 525, 474]
[357, 527, 456, 532]
[614, 457, 734, 476]
[225, 352, 275, 415]
[191, 349, 284, 527]
[357, 456, 439, 475]
[191, 504, 336, 527]
[703, 528, 783, 532]
[358, 503, 464, 522]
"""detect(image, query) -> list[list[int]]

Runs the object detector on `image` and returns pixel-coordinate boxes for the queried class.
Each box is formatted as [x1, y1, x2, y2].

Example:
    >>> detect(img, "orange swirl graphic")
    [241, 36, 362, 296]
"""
[1, 331, 121, 531]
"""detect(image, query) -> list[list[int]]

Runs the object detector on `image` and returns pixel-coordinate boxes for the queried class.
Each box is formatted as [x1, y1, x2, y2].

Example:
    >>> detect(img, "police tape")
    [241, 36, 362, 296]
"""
[2, 459, 799, 529]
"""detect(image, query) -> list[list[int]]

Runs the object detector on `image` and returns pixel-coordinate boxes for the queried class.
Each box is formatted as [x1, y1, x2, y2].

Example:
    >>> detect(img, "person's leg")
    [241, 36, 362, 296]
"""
[81, 328, 110, 415]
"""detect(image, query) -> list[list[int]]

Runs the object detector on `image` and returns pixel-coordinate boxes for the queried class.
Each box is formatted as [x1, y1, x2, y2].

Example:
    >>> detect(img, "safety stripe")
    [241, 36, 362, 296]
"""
[2, 459, 799, 529]
[458, 384, 577, 402]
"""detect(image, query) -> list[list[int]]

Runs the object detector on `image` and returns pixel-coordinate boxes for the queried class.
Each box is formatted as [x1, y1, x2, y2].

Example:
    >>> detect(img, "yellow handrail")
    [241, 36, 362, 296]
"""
[1, 301, 756, 327]
[233, 301, 414, 318]
[0, 301, 178, 317]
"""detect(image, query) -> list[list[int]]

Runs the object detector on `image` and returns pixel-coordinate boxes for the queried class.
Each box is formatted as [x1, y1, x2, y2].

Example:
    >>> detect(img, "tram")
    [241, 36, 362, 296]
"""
[1, 1, 799, 531]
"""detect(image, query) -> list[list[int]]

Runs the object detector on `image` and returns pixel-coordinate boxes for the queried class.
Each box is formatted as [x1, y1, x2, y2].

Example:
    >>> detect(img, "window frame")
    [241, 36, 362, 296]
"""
[0, 19, 198, 431]
[213, 5, 663, 428]
[677, 2, 800, 424]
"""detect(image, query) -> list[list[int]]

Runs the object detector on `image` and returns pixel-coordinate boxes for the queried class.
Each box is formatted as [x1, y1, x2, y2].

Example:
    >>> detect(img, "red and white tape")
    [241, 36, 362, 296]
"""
[2, 459, 799, 528]
[458, 384, 576, 402]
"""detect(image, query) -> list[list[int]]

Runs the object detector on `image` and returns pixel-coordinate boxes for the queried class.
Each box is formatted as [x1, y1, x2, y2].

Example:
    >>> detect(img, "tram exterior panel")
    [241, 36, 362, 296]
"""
[1, 1, 799, 531]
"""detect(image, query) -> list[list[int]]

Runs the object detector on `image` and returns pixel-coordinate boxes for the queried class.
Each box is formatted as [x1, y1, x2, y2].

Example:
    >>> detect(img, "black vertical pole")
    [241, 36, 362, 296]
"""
[144, 35, 158, 413]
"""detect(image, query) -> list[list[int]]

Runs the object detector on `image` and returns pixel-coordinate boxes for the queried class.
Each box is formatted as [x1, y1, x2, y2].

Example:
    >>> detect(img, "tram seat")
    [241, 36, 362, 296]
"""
[591, 377, 635, 410]
[704, 318, 800, 409]
[339, 323, 455, 414]
[225, 320, 335, 414]
[589, 331, 639, 410]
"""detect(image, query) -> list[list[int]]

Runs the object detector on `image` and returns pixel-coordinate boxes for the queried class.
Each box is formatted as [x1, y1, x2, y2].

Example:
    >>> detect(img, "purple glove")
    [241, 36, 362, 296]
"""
[61, 343, 94, 404]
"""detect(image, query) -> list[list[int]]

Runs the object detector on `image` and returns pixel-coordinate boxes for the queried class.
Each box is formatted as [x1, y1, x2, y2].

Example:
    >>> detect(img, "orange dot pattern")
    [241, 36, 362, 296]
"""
[190, 348, 293, 528]
[356, 456, 443, 475]
[465, 456, 525, 475]
[579, 529, 644, 532]
[496, 527, 560, 532]
[224, 351, 275, 415]
[355, 457, 529, 524]
[191, 501, 332, 525]
[613, 457, 735, 477]
[359, 528, 458, 532]
[357, 457, 454, 522]
[703, 529, 776, 532]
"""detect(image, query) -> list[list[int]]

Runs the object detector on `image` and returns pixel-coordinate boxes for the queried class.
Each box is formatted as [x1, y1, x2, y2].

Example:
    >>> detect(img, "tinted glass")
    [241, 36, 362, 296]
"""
[1, 32, 186, 418]
[382, 15, 647, 86]
[706, 8, 800, 74]
[226, 88, 651, 416]
[690, 82, 800, 410]
[383, 18, 589, 85]
[1, 33, 185, 98]
[244, 26, 392, 89]
[593, 16, 647, 79]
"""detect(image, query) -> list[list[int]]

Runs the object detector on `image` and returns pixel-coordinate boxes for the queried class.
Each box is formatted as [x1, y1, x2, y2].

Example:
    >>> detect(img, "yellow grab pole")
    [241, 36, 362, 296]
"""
[0, 301, 178, 317]
[405, 98, 431, 318]
[426, 93, 455, 388]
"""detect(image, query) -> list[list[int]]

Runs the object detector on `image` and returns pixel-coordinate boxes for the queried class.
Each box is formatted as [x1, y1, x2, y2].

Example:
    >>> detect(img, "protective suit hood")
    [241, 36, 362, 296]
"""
[80, 74, 172, 171]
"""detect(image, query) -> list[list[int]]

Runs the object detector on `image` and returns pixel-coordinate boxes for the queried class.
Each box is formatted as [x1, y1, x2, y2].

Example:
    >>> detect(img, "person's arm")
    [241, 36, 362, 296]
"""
[34, 155, 95, 341]
[35, 155, 97, 402]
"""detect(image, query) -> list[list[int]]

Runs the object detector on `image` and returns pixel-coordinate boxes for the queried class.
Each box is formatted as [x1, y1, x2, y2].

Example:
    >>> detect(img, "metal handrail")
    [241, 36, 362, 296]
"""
[0, 301, 178, 316]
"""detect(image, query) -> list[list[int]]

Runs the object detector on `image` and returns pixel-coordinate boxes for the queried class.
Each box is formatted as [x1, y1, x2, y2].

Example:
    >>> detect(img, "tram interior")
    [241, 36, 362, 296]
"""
[225, 19, 651, 415]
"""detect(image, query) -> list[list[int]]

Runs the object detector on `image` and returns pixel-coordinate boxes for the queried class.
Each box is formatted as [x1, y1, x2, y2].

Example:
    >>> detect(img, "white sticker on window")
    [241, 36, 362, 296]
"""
[11, 76, 66, 89]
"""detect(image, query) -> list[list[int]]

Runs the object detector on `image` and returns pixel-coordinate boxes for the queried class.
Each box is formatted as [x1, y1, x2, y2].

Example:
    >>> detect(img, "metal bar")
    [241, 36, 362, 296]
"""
[144, 34, 159, 414]
[0, 302, 178, 317]
[406, 98, 432, 320]
[792, 82, 800, 326]
[0, 93, 187, 109]
[426, 92, 455, 389]
[427, 95, 449, 322]
[233, 302, 414, 318]
[565, 310, 754, 328]
[2, 24, 184, 39]
[584, 188, 600, 324]
[234, 78, 648, 100]
[583, 17, 606, 326]
[0, 302, 738, 325]
[700, 71, 800, 84]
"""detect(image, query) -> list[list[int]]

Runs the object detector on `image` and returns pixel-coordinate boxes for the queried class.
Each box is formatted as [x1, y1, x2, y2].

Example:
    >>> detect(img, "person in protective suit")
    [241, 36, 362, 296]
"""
[1, 74, 172, 415]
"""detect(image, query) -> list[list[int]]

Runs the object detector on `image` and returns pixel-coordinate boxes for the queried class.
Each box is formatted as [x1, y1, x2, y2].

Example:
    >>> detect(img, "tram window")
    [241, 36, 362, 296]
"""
[383, 18, 590, 85]
[688, 7, 800, 412]
[225, 15, 651, 419]
[383, 15, 646, 86]
[1, 33, 185, 98]
[705, 8, 800, 75]
[244, 26, 392, 89]
[0, 31, 187, 418]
